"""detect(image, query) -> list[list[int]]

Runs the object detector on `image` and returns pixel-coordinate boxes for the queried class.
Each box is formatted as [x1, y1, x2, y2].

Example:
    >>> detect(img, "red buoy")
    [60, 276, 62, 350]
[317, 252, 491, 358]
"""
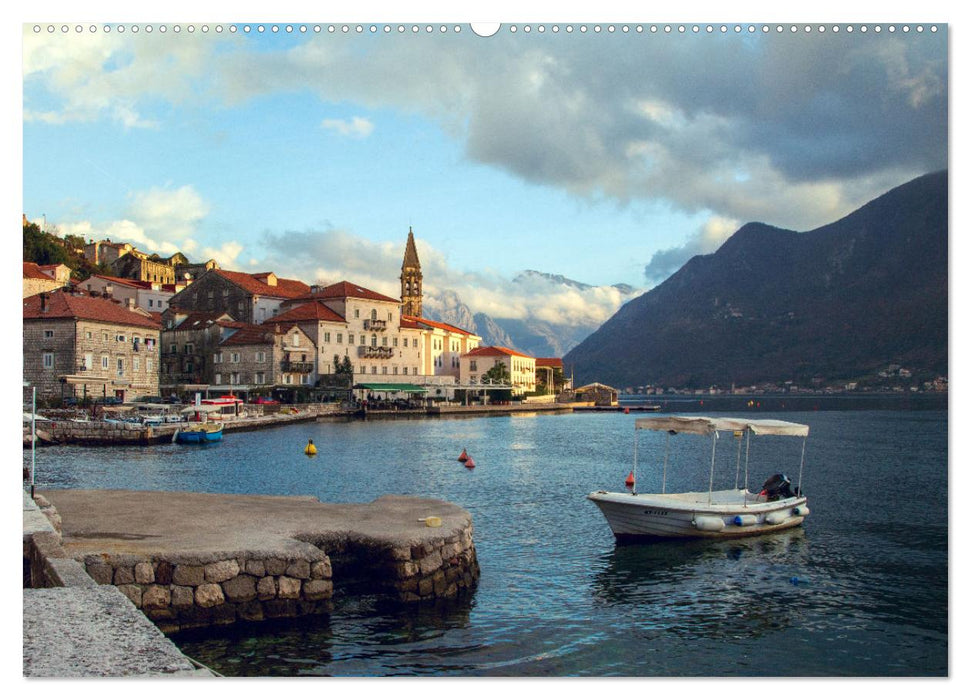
[458, 449, 469, 463]
[625, 470, 635, 488]
[465, 457, 476, 469]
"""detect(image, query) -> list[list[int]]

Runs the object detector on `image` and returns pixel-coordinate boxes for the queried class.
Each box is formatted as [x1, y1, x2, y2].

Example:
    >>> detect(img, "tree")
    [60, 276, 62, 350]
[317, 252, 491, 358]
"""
[481, 361, 512, 403]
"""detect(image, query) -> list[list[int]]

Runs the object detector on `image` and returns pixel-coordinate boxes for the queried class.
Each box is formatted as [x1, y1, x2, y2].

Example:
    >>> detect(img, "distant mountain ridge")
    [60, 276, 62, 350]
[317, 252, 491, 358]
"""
[563, 171, 948, 389]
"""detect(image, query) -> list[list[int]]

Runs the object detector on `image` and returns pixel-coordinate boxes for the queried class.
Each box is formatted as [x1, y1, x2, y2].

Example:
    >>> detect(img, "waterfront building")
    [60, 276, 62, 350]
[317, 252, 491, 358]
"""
[81, 274, 190, 314]
[212, 323, 317, 400]
[460, 346, 537, 395]
[535, 357, 568, 394]
[159, 310, 247, 393]
[400, 227, 423, 318]
[23, 289, 161, 403]
[23, 262, 69, 298]
[403, 315, 480, 380]
[166, 268, 312, 324]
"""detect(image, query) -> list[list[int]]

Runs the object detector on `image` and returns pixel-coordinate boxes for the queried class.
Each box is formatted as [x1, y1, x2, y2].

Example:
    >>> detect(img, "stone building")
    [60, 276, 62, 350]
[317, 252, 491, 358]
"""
[403, 316, 480, 380]
[110, 252, 177, 285]
[400, 227, 423, 317]
[213, 323, 317, 399]
[159, 310, 246, 393]
[23, 290, 161, 403]
[23, 262, 69, 298]
[459, 346, 536, 395]
[83, 239, 134, 267]
[573, 382, 619, 406]
[166, 269, 311, 324]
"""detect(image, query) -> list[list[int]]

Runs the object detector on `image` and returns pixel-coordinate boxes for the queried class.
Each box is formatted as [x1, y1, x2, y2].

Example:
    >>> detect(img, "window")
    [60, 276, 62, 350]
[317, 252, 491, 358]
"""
[83, 353, 93, 371]
[285, 374, 292, 385]
[371, 366, 377, 374]
[360, 335, 366, 346]
[86, 331, 92, 339]
[337, 333, 343, 344]
[231, 352, 240, 363]
[403, 367, 408, 375]
[403, 338, 409, 348]
[148, 299, 154, 308]
[214, 353, 222, 364]
[146, 359, 153, 374]
[102, 356, 109, 370]
[43, 330, 54, 339]
[393, 366, 399, 375]
[382, 366, 388, 375]
[371, 334, 377, 347]
[116, 334, 126, 343]
[255, 372, 265, 384]
[215, 373, 222, 384]
[349, 334, 354, 345]
[324, 332, 331, 343]
[470, 360, 477, 371]
[184, 343, 194, 354]
[371, 309, 377, 321]
[354, 309, 360, 319]
[230, 372, 240, 385]
[116, 358, 125, 377]
[170, 344, 177, 353]
[43, 352, 54, 369]
[256, 351, 266, 363]
[382, 337, 388, 347]
[293, 333, 300, 346]
[393, 337, 398, 347]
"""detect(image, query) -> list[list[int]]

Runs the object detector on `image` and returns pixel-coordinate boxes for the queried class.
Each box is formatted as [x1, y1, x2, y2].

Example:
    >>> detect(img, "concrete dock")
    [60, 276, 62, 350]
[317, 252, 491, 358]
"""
[24, 488, 480, 677]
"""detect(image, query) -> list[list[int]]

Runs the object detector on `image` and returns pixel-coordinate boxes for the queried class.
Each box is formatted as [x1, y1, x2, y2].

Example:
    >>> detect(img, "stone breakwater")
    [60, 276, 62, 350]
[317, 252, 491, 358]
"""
[31, 490, 479, 635]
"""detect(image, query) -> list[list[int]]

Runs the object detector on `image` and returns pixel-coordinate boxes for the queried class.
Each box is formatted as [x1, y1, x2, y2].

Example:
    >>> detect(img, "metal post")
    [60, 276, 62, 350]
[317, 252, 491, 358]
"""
[661, 431, 671, 494]
[797, 436, 807, 494]
[708, 430, 718, 506]
[31, 386, 36, 498]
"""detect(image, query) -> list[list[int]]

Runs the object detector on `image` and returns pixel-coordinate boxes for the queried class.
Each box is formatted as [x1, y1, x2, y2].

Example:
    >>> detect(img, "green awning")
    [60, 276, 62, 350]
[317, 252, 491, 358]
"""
[354, 383, 428, 393]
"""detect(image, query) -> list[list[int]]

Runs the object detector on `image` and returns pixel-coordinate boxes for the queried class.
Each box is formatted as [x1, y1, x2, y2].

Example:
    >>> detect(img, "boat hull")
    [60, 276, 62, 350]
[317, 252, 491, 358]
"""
[175, 424, 223, 444]
[587, 489, 808, 541]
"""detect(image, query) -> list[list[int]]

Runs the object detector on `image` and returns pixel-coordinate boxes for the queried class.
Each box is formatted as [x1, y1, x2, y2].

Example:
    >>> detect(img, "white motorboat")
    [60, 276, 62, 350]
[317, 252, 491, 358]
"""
[588, 415, 811, 542]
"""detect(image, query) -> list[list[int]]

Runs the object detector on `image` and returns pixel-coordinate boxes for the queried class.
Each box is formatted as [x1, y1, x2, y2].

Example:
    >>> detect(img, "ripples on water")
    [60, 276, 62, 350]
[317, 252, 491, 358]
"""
[30, 410, 948, 676]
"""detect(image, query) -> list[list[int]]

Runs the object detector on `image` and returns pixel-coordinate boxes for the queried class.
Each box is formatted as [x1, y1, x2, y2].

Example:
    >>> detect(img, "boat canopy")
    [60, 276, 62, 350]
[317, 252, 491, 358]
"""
[634, 415, 809, 437]
[180, 404, 226, 414]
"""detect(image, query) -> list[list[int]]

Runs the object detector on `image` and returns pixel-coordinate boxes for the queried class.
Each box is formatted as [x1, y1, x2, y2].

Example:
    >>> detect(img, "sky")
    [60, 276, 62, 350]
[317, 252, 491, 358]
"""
[17, 5, 951, 330]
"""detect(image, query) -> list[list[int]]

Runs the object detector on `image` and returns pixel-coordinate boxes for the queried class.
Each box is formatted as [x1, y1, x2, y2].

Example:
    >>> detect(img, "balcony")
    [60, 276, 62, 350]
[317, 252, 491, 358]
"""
[363, 319, 387, 331]
[281, 361, 315, 374]
[357, 346, 393, 359]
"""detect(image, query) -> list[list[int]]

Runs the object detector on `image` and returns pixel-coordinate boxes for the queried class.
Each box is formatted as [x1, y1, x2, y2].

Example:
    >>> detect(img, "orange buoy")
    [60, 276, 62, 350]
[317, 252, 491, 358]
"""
[458, 449, 469, 463]
[625, 470, 636, 488]
[624, 407, 630, 414]
[465, 457, 476, 469]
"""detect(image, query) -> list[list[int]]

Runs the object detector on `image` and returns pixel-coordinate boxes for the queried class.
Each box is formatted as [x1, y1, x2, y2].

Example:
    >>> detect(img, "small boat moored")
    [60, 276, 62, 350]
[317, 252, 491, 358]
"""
[588, 415, 811, 542]
[175, 422, 224, 444]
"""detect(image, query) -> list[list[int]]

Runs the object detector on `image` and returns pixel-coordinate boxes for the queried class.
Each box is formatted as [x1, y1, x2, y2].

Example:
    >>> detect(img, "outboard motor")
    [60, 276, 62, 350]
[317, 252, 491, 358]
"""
[761, 473, 796, 500]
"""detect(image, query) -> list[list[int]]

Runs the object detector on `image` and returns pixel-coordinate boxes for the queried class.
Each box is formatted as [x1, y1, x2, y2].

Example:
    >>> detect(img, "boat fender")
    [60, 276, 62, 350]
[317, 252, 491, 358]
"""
[765, 511, 790, 525]
[733, 514, 758, 527]
[693, 516, 725, 532]
[793, 505, 810, 517]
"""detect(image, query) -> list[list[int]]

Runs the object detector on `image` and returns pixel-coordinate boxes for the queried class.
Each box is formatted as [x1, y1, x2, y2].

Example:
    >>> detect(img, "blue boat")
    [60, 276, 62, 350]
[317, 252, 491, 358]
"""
[175, 422, 224, 444]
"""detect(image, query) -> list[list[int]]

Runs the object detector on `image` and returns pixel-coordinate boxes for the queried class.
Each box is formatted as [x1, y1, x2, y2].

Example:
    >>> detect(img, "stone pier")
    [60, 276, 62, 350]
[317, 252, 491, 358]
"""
[29, 489, 479, 635]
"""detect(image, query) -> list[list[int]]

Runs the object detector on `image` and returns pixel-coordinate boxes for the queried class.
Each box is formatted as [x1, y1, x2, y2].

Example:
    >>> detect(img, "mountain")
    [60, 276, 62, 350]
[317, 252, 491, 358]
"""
[425, 272, 639, 358]
[563, 171, 948, 389]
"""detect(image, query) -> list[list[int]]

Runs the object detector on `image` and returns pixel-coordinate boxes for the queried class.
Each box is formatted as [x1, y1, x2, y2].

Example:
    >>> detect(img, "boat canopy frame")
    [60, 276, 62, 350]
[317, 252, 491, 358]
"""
[631, 415, 810, 504]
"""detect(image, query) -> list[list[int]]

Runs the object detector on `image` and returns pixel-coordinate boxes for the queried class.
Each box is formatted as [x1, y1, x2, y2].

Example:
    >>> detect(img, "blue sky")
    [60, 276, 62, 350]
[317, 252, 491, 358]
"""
[18, 6, 950, 328]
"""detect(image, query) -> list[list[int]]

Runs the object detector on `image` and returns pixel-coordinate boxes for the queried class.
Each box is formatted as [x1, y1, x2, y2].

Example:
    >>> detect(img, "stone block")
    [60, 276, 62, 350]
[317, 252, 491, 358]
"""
[85, 561, 113, 585]
[142, 584, 171, 609]
[205, 559, 240, 583]
[390, 546, 413, 561]
[145, 607, 177, 622]
[265, 558, 286, 576]
[310, 560, 331, 579]
[171, 585, 195, 609]
[418, 577, 434, 596]
[256, 576, 277, 600]
[113, 566, 135, 585]
[395, 560, 418, 578]
[238, 600, 265, 622]
[172, 564, 205, 586]
[302, 579, 333, 601]
[211, 604, 237, 625]
[285, 559, 310, 579]
[263, 599, 298, 618]
[418, 551, 443, 576]
[222, 574, 257, 603]
[154, 560, 174, 585]
[244, 559, 265, 577]
[277, 576, 301, 599]
[117, 584, 142, 607]
[195, 583, 225, 608]
[134, 562, 155, 584]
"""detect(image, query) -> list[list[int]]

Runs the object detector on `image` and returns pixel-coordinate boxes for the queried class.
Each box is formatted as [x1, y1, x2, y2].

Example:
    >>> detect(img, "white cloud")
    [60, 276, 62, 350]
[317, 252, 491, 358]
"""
[643, 215, 741, 285]
[321, 116, 374, 138]
[258, 227, 639, 327]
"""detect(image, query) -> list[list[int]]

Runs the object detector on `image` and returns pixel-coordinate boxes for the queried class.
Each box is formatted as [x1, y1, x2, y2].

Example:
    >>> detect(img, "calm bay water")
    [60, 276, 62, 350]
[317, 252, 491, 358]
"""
[30, 410, 948, 676]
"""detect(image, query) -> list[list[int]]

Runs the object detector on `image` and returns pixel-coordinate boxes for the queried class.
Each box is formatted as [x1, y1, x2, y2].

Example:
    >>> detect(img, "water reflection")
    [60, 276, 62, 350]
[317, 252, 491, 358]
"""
[591, 530, 811, 641]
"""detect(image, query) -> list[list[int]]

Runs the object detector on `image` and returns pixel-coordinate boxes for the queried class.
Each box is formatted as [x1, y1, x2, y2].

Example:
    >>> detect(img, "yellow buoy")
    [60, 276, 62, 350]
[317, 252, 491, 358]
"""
[305, 439, 317, 456]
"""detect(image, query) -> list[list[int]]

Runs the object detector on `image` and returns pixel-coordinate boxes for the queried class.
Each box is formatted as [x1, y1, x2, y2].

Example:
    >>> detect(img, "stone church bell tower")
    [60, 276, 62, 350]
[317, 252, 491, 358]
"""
[400, 227, 423, 318]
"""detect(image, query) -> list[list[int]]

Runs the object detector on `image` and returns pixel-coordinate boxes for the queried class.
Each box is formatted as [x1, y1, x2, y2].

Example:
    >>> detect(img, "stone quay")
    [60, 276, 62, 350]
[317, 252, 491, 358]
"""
[27, 489, 479, 637]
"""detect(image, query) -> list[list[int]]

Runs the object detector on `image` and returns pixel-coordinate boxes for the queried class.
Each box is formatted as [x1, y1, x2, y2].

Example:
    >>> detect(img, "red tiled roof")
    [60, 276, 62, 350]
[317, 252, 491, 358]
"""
[297, 280, 400, 304]
[535, 358, 563, 368]
[87, 274, 150, 289]
[464, 345, 534, 359]
[267, 301, 346, 324]
[23, 290, 160, 329]
[23, 262, 51, 280]
[401, 314, 476, 337]
[214, 270, 312, 299]
[220, 325, 277, 347]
